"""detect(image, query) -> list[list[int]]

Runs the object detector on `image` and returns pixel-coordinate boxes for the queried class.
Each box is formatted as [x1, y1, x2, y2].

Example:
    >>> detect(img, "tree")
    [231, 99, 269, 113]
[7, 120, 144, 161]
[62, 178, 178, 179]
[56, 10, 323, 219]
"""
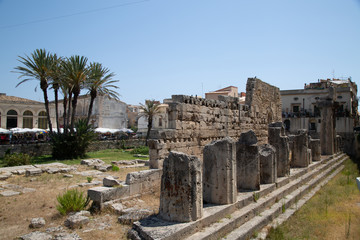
[139, 100, 160, 143]
[48, 54, 63, 133]
[61, 55, 88, 132]
[85, 62, 119, 125]
[14, 49, 54, 133]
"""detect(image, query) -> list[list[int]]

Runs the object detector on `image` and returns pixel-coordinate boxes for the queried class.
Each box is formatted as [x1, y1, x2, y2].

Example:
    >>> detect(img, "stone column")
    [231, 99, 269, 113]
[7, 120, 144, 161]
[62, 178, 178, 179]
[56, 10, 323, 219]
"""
[309, 138, 321, 161]
[268, 122, 290, 177]
[159, 151, 203, 222]
[236, 130, 260, 191]
[203, 137, 237, 205]
[291, 130, 310, 168]
[317, 87, 336, 155]
[259, 144, 277, 184]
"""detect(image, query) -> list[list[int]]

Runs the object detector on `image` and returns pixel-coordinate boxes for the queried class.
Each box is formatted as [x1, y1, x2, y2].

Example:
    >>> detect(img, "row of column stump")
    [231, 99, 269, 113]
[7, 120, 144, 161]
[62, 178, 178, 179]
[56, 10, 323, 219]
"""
[159, 122, 321, 223]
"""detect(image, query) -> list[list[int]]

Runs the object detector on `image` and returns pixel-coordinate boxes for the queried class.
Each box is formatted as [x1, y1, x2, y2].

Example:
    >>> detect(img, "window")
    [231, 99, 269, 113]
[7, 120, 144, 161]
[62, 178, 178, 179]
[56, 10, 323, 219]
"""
[159, 117, 163, 127]
[6, 110, 17, 129]
[38, 111, 47, 129]
[293, 105, 300, 113]
[23, 110, 33, 128]
[310, 122, 316, 131]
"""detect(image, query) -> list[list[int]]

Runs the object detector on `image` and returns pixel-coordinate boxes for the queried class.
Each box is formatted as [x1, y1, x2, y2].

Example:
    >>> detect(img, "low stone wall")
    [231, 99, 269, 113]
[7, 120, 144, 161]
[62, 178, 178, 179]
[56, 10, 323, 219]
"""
[88, 169, 162, 208]
[0, 139, 146, 158]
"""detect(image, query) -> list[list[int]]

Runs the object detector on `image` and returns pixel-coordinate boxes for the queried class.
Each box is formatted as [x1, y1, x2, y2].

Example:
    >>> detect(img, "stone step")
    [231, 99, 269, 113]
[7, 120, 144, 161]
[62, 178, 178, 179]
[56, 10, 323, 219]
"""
[131, 153, 346, 240]
[185, 153, 347, 240]
[226, 159, 346, 240]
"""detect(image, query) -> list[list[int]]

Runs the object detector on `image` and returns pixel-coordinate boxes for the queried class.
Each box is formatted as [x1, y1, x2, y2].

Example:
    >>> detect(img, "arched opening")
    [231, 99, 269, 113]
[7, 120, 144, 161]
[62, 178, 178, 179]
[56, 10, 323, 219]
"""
[7, 110, 18, 129]
[284, 119, 290, 131]
[38, 111, 47, 129]
[23, 110, 33, 128]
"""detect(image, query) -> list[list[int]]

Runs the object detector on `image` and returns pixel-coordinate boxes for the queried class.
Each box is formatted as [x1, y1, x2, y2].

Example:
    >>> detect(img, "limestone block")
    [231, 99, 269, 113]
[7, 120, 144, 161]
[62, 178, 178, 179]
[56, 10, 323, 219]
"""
[81, 159, 105, 166]
[25, 168, 42, 177]
[19, 231, 52, 240]
[291, 130, 309, 168]
[236, 130, 260, 191]
[64, 212, 90, 229]
[259, 144, 277, 184]
[103, 176, 121, 187]
[309, 138, 321, 161]
[159, 151, 203, 222]
[88, 185, 130, 204]
[203, 137, 237, 205]
[29, 217, 46, 228]
[0, 190, 20, 197]
[268, 123, 290, 177]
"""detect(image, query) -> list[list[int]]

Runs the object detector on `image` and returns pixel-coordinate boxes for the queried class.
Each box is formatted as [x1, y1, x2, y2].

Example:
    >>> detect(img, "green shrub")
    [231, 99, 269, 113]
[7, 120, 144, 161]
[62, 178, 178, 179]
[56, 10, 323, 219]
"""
[51, 119, 95, 159]
[130, 146, 149, 155]
[4, 153, 32, 166]
[112, 165, 120, 171]
[86, 177, 93, 183]
[56, 189, 90, 215]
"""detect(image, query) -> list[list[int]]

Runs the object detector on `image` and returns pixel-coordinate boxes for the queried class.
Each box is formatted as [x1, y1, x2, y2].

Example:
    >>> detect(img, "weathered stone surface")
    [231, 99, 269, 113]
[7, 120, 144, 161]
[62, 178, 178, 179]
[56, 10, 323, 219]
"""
[0, 190, 20, 196]
[63, 174, 73, 178]
[103, 176, 121, 187]
[53, 232, 82, 240]
[309, 138, 321, 161]
[268, 122, 290, 177]
[88, 185, 130, 205]
[317, 92, 336, 155]
[159, 151, 203, 222]
[236, 130, 260, 191]
[203, 137, 237, 204]
[25, 168, 42, 177]
[45, 226, 64, 233]
[29, 217, 46, 228]
[81, 159, 105, 166]
[64, 211, 90, 229]
[291, 130, 310, 168]
[19, 231, 52, 240]
[118, 209, 153, 224]
[259, 144, 277, 184]
[111, 203, 124, 214]
[45, 167, 60, 174]
[94, 164, 112, 172]
[0, 172, 12, 180]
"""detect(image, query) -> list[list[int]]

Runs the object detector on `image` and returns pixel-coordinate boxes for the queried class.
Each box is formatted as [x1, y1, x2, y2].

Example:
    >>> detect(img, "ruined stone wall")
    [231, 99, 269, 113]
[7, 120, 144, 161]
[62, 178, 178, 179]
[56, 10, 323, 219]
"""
[149, 78, 282, 169]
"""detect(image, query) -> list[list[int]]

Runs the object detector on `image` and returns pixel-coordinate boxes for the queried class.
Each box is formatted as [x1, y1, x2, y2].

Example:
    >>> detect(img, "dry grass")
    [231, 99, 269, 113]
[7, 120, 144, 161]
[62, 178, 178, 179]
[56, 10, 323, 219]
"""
[267, 158, 360, 240]
[0, 165, 158, 240]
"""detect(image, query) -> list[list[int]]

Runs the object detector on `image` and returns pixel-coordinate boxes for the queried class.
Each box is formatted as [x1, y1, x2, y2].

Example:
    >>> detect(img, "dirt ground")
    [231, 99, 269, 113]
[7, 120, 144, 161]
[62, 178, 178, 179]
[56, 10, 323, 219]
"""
[0, 164, 160, 240]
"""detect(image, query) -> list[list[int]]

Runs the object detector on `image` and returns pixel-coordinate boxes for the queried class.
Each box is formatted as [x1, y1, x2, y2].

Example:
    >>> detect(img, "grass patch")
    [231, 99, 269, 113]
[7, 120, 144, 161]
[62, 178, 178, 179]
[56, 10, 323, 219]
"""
[266, 158, 360, 239]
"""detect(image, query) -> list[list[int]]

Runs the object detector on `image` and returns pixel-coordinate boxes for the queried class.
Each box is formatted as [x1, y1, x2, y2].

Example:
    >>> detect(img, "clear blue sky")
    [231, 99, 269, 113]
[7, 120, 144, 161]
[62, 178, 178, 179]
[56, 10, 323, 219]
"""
[1, 0, 360, 105]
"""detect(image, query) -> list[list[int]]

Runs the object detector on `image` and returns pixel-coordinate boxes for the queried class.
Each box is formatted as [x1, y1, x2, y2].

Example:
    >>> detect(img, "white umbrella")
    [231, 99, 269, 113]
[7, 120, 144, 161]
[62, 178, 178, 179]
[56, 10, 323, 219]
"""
[0, 128, 11, 134]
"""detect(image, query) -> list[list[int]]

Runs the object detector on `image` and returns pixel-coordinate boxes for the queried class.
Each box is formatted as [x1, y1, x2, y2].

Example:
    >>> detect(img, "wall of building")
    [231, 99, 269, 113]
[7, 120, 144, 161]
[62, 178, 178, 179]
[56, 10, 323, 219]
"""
[148, 78, 282, 169]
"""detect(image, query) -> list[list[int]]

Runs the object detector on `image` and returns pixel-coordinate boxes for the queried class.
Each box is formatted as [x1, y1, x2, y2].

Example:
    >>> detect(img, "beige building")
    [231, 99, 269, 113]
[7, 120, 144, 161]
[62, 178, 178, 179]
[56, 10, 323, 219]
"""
[0, 93, 128, 130]
[205, 86, 246, 103]
[53, 94, 128, 129]
[137, 103, 169, 136]
[281, 78, 358, 135]
[0, 93, 50, 129]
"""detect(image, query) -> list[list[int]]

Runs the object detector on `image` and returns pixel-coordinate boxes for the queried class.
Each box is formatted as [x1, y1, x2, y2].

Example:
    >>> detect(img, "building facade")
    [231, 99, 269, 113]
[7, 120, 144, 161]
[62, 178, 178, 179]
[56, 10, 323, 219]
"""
[281, 78, 358, 137]
[53, 94, 128, 129]
[0, 93, 51, 129]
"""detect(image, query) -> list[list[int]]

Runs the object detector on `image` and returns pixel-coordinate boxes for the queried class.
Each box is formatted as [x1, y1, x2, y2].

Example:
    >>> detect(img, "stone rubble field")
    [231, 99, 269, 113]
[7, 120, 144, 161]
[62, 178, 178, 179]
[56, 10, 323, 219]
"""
[0, 159, 159, 240]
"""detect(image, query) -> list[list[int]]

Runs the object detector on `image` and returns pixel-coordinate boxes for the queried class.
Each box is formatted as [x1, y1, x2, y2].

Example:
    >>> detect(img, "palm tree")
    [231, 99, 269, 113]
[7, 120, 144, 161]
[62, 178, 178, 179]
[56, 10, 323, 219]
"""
[61, 55, 88, 132]
[85, 62, 119, 125]
[14, 49, 53, 133]
[139, 100, 160, 143]
[48, 54, 63, 133]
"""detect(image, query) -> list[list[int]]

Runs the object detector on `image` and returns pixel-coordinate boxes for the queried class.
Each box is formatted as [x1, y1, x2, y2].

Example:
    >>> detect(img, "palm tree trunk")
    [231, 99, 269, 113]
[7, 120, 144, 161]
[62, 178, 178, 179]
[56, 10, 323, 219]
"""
[146, 117, 153, 145]
[62, 95, 67, 132]
[41, 82, 53, 134]
[54, 87, 60, 133]
[86, 97, 95, 126]
[70, 89, 80, 133]
[66, 91, 72, 133]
